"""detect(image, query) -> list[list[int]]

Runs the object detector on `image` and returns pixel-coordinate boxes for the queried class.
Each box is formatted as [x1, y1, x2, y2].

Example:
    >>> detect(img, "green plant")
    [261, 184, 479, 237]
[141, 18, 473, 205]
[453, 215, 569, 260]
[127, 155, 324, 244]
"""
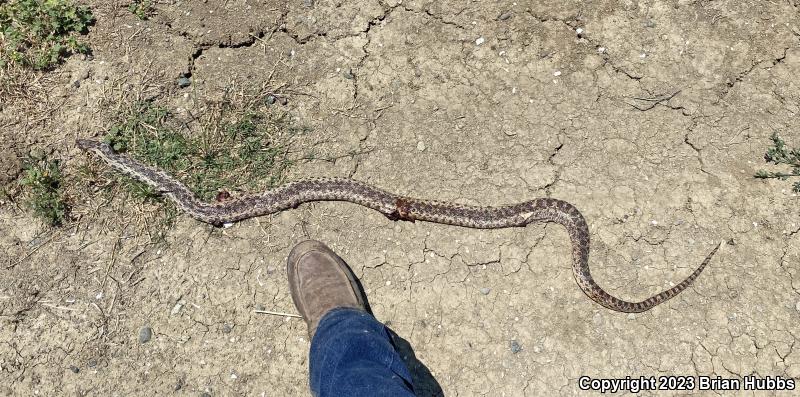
[127, 0, 153, 21]
[0, 0, 94, 70]
[755, 133, 800, 192]
[20, 156, 67, 226]
[100, 97, 306, 204]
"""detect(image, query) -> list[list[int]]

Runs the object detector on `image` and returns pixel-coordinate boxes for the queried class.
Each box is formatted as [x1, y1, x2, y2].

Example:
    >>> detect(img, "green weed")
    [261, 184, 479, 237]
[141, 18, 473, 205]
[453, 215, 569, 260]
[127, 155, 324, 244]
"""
[755, 133, 800, 192]
[101, 96, 306, 204]
[20, 156, 67, 226]
[0, 0, 94, 70]
[128, 0, 153, 21]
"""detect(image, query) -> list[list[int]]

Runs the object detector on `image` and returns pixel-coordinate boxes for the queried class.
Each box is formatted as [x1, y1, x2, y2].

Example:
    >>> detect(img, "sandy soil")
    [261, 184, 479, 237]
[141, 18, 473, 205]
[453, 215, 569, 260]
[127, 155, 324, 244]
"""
[2, 0, 799, 395]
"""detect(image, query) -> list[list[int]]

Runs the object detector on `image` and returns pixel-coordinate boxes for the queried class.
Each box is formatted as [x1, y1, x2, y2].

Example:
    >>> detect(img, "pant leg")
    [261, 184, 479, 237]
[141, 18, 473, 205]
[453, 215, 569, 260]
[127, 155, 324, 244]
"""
[309, 308, 415, 397]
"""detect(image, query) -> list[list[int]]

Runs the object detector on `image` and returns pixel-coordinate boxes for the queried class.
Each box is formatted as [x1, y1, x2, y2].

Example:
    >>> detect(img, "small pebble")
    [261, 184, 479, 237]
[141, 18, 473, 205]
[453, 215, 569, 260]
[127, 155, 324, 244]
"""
[727, 238, 736, 246]
[510, 340, 522, 354]
[475, 37, 485, 45]
[87, 359, 97, 368]
[417, 141, 426, 151]
[553, 70, 561, 76]
[498, 11, 512, 20]
[479, 287, 491, 295]
[265, 95, 276, 105]
[174, 379, 183, 391]
[304, 0, 314, 6]
[139, 326, 152, 343]
[795, 301, 800, 312]
[177, 77, 191, 88]
[171, 301, 184, 315]
[222, 324, 232, 334]
[575, 27, 584, 35]
[69, 366, 80, 374]
[278, 96, 288, 106]
[343, 68, 355, 79]
[627, 313, 636, 320]
[598, 47, 606, 53]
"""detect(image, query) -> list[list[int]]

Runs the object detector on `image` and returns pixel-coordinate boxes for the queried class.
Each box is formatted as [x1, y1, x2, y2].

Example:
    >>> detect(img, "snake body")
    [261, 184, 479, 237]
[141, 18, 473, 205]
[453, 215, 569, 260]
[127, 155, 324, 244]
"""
[77, 138, 720, 313]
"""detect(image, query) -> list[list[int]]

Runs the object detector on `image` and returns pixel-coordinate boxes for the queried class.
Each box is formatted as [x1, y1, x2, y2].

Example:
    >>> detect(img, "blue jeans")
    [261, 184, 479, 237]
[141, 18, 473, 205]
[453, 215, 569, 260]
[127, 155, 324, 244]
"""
[310, 308, 415, 396]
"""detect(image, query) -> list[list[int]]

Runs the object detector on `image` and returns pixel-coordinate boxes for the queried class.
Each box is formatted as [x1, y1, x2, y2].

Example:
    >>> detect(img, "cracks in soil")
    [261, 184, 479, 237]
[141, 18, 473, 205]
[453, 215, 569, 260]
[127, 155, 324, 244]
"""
[722, 46, 792, 96]
[279, 27, 328, 46]
[525, 10, 644, 82]
[542, 136, 565, 194]
[624, 90, 683, 112]
[159, 19, 271, 79]
[683, 132, 714, 177]
[417, 7, 469, 30]
[350, 3, 406, 102]
[778, 225, 800, 297]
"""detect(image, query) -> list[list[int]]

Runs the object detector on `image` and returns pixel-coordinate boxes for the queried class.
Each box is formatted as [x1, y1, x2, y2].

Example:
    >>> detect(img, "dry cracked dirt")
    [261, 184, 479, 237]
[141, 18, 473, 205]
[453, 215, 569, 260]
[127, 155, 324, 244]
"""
[2, 0, 800, 396]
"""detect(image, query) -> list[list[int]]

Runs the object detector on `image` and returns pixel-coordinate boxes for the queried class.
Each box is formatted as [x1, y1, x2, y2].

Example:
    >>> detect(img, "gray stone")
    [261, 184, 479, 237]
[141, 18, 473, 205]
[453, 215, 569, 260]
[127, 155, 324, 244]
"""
[139, 326, 152, 343]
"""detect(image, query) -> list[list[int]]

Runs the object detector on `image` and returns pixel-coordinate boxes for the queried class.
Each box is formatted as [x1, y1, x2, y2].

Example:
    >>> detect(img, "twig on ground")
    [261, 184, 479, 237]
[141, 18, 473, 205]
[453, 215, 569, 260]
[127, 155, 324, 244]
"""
[254, 309, 302, 318]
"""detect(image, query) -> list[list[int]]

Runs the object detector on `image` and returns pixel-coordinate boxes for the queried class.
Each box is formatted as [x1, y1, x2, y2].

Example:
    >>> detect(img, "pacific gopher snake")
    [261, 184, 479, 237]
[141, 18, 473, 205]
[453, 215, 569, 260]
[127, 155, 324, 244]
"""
[77, 138, 720, 313]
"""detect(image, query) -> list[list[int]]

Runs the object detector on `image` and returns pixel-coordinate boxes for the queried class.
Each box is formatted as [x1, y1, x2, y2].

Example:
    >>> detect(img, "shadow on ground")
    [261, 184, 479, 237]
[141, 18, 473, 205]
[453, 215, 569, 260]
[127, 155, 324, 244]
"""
[354, 261, 445, 397]
[388, 328, 445, 397]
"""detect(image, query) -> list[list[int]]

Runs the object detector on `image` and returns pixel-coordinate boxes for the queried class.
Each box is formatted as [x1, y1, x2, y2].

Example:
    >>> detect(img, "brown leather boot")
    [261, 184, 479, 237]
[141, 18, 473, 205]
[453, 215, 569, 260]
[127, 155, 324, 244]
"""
[287, 240, 367, 339]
